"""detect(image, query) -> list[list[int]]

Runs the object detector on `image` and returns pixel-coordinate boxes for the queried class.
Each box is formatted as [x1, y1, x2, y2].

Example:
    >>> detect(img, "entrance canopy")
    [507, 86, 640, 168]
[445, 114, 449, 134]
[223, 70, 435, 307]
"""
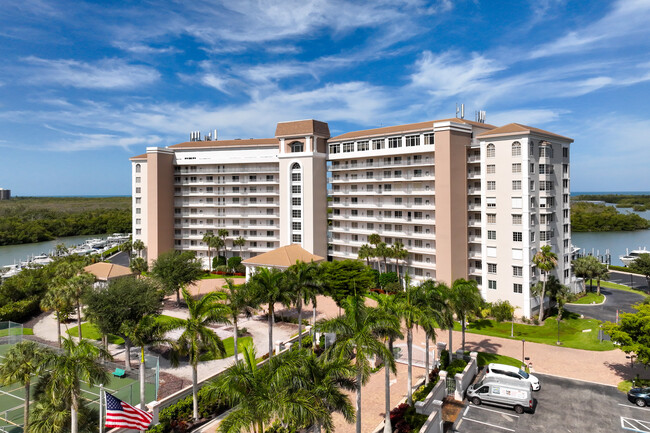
[242, 244, 324, 280]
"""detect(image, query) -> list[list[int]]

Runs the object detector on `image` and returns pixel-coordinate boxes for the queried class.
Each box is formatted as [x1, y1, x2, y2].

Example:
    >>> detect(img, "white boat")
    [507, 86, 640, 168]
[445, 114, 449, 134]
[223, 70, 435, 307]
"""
[86, 239, 107, 249]
[620, 247, 649, 266]
[106, 233, 130, 243]
[1, 264, 22, 280]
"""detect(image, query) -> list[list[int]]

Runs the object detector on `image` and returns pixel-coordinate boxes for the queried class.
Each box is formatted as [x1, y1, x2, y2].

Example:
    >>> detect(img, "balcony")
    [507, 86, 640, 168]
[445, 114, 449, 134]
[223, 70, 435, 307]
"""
[468, 250, 482, 259]
[467, 188, 481, 195]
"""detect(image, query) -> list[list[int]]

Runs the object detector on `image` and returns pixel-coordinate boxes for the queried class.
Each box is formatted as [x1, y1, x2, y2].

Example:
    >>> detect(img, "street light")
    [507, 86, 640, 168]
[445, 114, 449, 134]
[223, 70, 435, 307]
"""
[522, 339, 525, 365]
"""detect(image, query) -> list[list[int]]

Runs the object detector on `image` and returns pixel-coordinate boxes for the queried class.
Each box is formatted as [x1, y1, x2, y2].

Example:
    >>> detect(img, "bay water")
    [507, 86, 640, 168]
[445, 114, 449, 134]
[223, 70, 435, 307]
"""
[0, 235, 105, 267]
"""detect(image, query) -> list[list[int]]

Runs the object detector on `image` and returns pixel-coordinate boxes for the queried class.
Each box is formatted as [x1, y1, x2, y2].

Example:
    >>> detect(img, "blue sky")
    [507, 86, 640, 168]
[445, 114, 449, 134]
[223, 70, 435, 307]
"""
[1, 0, 649, 195]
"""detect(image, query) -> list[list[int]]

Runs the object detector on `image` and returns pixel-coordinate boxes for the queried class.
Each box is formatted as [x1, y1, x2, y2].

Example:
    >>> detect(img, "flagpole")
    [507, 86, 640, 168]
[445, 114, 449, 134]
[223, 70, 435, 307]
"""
[99, 384, 104, 433]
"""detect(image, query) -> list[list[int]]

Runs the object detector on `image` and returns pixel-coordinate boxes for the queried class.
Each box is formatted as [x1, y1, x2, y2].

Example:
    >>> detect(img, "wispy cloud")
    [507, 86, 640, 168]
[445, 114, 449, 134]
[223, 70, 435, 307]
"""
[20, 57, 160, 89]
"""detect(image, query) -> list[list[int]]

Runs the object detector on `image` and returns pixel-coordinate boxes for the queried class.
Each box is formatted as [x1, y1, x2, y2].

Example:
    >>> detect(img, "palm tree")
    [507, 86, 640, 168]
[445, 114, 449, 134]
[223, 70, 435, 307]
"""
[286, 261, 320, 347]
[375, 242, 391, 273]
[130, 256, 148, 275]
[248, 267, 293, 358]
[0, 341, 50, 432]
[54, 243, 69, 257]
[357, 244, 375, 268]
[233, 236, 246, 257]
[316, 293, 399, 433]
[44, 337, 112, 433]
[168, 288, 230, 421]
[532, 245, 558, 321]
[121, 315, 171, 409]
[368, 233, 382, 246]
[66, 272, 95, 340]
[132, 239, 146, 258]
[292, 349, 357, 433]
[370, 293, 403, 433]
[41, 283, 74, 347]
[419, 280, 454, 383]
[218, 229, 230, 257]
[222, 278, 258, 361]
[593, 261, 609, 296]
[451, 278, 483, 353]
[572, 255, 599, 292]
[389, 241, 408, 283]
[203, 232, 216, 271]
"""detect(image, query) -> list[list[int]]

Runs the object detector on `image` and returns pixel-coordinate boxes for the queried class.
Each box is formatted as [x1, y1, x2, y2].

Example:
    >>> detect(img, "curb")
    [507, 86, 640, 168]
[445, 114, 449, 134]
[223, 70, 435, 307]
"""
[534, 371, 618, 388]
[566, 294, 607, 307]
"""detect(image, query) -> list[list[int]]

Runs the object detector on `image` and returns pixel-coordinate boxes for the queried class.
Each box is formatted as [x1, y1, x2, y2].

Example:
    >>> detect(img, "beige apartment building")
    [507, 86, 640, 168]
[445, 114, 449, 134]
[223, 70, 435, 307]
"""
[131, 117, 573, 317]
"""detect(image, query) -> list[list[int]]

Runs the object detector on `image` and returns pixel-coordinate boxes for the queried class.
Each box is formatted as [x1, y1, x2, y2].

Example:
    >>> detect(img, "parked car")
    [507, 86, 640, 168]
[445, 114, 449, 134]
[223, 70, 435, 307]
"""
[628, 387, 650, 407]
[485, 363, 541, 391]
[466, 376, 534, 414]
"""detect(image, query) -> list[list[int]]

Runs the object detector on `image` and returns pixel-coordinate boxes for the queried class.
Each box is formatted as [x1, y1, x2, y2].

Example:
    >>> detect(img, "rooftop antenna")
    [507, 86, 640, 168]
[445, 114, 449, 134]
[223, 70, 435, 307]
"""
[455, 103, 459, 118]
[461, 103, 465, 119]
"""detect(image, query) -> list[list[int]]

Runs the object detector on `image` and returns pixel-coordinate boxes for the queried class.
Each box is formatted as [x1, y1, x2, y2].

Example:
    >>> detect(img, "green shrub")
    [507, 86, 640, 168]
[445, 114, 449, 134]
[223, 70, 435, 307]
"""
[217, 256, 227, 266]
[609, 265, 630, 272]
[0, 296, 41, 322]
[235, 264, 246, 274]
[215, 265, 228, 274]
[378, 272, 398, 288]
[412, 376, 439, 402]
[227, 256, 242, 270]
[445, 359, 468, 377]
[151, 387, 228, 432]
[439, 350, 449, 370]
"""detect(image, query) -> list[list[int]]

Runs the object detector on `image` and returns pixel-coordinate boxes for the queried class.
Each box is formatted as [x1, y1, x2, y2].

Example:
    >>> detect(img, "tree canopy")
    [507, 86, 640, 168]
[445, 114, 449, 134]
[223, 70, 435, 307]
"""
[629, 253, 650, 280]
[319, 260, 375, 306]
[603, 303, 650, 366]
[150, 250, 203, 305]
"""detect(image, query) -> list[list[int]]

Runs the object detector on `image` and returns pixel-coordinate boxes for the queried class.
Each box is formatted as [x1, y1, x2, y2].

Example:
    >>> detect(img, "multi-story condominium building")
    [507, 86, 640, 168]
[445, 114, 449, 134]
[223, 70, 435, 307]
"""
[131, 117, 573, 317]
[0, 189, 10, 200]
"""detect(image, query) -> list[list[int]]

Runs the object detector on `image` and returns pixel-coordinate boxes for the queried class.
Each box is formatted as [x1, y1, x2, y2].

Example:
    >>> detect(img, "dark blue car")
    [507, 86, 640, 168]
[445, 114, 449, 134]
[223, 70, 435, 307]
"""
[627, 387, 650, 407]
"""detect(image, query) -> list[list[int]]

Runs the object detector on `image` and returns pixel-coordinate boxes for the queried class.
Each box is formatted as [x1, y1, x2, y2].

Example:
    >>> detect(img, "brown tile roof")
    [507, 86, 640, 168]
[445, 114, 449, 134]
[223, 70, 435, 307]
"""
[169, 138, 279, 149]
[84, 262, 134, 281]
[275, 120, 330, 138]
[477, 123, 573, 142]
[330, 118, 496, 141]
[129, 153, 148, 160]
[242, 244, 325, 268]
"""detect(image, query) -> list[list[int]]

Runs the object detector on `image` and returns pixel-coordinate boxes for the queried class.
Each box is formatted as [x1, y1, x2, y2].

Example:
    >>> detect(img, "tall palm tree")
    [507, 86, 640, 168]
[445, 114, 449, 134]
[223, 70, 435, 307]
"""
[390, 241, 408, 283]
[316, 293, 399, 433]
[370, 293, 403, 433]
[168, 288, 230, 421]
[222, 278, 258, 361]
[132, 239, 146, 258]
[292, 349, 357, 433]
[40, 283, 74, 347]
[44, 337, 112, 433]
[419, 280, 454, 383]
[218, 229, 230, 257]
[0, 341, 51, 432]
[66, 272, 95, 339]
[286, 261, 320, 347]
[451, 278, 483, 353]
[130, 256, 148, 275]
[532, 245, 558, 321]
[248, 267, 293, 358]
[233, 236, 246, 257]
[203, 232, 216, 271]
[593, 261, 609, 296]
[357, 244, 375, 268]
[121, 315, 171, 409]
[375, 242, 391, 274]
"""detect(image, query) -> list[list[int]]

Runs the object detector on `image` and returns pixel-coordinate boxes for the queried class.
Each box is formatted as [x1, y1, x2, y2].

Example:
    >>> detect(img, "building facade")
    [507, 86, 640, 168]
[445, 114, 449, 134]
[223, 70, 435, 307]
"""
[0, 189, 10, 200]
[131, 118, 573, 317]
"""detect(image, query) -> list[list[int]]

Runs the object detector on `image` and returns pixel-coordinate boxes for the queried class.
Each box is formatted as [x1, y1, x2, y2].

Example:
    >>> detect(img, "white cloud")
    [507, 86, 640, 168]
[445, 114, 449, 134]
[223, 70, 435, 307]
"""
[486, 109, 569, 127]
[21, 57, 160, 89]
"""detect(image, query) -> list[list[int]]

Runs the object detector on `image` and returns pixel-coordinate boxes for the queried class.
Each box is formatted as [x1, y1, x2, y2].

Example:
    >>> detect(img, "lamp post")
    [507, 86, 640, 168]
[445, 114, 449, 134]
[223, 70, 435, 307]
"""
[521, 339, 526, 365]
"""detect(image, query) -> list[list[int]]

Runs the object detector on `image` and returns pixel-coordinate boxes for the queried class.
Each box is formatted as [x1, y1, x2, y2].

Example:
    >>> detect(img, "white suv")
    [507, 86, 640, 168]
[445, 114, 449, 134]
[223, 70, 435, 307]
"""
[484, 363, 541, 391]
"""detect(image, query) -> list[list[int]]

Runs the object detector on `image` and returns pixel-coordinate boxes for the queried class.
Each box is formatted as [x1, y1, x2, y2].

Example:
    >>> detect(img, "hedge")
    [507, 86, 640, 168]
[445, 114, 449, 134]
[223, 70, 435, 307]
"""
[147, 387, 228, 433]
[0, 296, 41, 322]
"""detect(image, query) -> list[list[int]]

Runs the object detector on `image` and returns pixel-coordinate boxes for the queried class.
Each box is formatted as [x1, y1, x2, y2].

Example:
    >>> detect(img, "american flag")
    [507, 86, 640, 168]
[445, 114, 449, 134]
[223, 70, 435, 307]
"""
[105, 392, 153, 430]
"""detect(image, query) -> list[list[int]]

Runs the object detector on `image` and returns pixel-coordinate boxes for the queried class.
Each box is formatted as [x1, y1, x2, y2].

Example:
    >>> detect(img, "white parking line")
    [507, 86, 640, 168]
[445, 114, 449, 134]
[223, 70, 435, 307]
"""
[462, 417, 516, 432]
[619, 403, 650, 412]
[470, 405, 519, 418]
[621, 416, 650, 433]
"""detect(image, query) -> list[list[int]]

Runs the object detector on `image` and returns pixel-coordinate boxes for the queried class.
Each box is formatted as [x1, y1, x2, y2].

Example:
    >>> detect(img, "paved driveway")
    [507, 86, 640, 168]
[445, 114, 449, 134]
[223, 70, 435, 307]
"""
[455, 374, 650, 433]
[566, 287, 646, 323]
[609, 271, 650, 293]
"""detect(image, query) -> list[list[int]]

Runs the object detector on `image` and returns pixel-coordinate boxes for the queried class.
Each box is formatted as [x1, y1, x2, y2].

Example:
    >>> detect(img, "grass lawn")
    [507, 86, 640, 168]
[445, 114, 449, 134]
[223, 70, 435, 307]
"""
[155, 314, 182, 326]
[452, 310, 614, 351]
[199, 273, 245, 280]
[599, 280, 648, 296]
[475, 352, 523, 368]
[199, 336, 253, 360]
[570, 292, 605, 304]
[618, 378, 650, 393]
[66, 323, 124, 344]
[0, 328, 33, 337]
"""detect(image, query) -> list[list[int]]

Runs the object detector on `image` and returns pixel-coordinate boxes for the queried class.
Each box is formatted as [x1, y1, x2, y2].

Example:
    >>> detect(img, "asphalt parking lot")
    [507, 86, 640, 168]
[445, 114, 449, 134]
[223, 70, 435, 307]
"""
[454, 374, 650, 433]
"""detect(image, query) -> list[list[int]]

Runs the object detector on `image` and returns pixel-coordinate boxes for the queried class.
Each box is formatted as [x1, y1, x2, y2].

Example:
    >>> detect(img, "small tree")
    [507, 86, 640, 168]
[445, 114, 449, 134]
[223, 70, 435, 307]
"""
[130, 256, 148, 275]
[227, 256, 242, 274]
[132, 239, 146, 258]
[218, 229, 230, 257]
[233, 236, 246, 256]
[629, 253, 650, 283]
[222, 278, 258, 361]
[451, 278, 483, 353]
[319, 260, 375, 307]
[603, 302, 650, 367]
[491, 300, 516, 337]
[357, 244, 375, 268]
[150, 250, 203, 306]
[532, 245, 558, 322]
[66, 272, 96, 339]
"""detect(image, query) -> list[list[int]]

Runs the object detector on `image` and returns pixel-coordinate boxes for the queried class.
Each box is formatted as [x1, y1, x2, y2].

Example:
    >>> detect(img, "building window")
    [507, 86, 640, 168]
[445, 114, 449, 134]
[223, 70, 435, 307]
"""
[513, 232, 523, 242]
[292, 197, 301, 206]
[329, 144, 340, 154]
[488, 230, 496, 240]
[135, 208, 141, 214]
[487, 197, 496, 207]
[388, 137, 401, 148]
[512, 214, 522, 224]
[135, 197, 141, 204]
[513, 266, 523, 277]
[512, 180, 521, 190]
[424, 133, 434, 145]
[486, 164, 496, 174]
[487, 214, 496, 224]
[343, 142, 353, 152]
[292, 222, 301, 231]
[488, 263, 497, 274]
[292, 234, 302, 243]
[292, 185, 301, 194]
[486, 143, 495, 158]
[136, 229, 142, 235]
[357, 141, 369, 151]
[292, 209, 301, 218]
[488, 280, 497, 290]
[135, 164, 141, 173]
[513, 283, 523, 293]
[406, 135, 420, 147]
[291, 172, 301, 182]
[512, 141, 521, 156]
[487, 181, 496, 191]
[512, 197, 522, 209]
[372, 139, 384, 150]
[512, 163, 521, 173]
[135, 187, 141, 194]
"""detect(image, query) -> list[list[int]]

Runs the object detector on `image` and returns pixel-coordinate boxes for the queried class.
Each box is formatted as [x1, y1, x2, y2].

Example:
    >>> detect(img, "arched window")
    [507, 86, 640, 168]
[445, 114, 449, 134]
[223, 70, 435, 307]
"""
[135, 164, 141, 173]
[291, 162, 301, 182]
[539, 141, 553, 158]
[486, 143, 496, 158]
[290, 141, 304, 153]
[512, 142, 521, 157]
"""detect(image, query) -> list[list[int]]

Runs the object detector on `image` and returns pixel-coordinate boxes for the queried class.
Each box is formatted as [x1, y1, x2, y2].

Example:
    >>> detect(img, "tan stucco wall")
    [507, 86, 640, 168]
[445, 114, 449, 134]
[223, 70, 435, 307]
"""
[146, 148, 175, 264]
